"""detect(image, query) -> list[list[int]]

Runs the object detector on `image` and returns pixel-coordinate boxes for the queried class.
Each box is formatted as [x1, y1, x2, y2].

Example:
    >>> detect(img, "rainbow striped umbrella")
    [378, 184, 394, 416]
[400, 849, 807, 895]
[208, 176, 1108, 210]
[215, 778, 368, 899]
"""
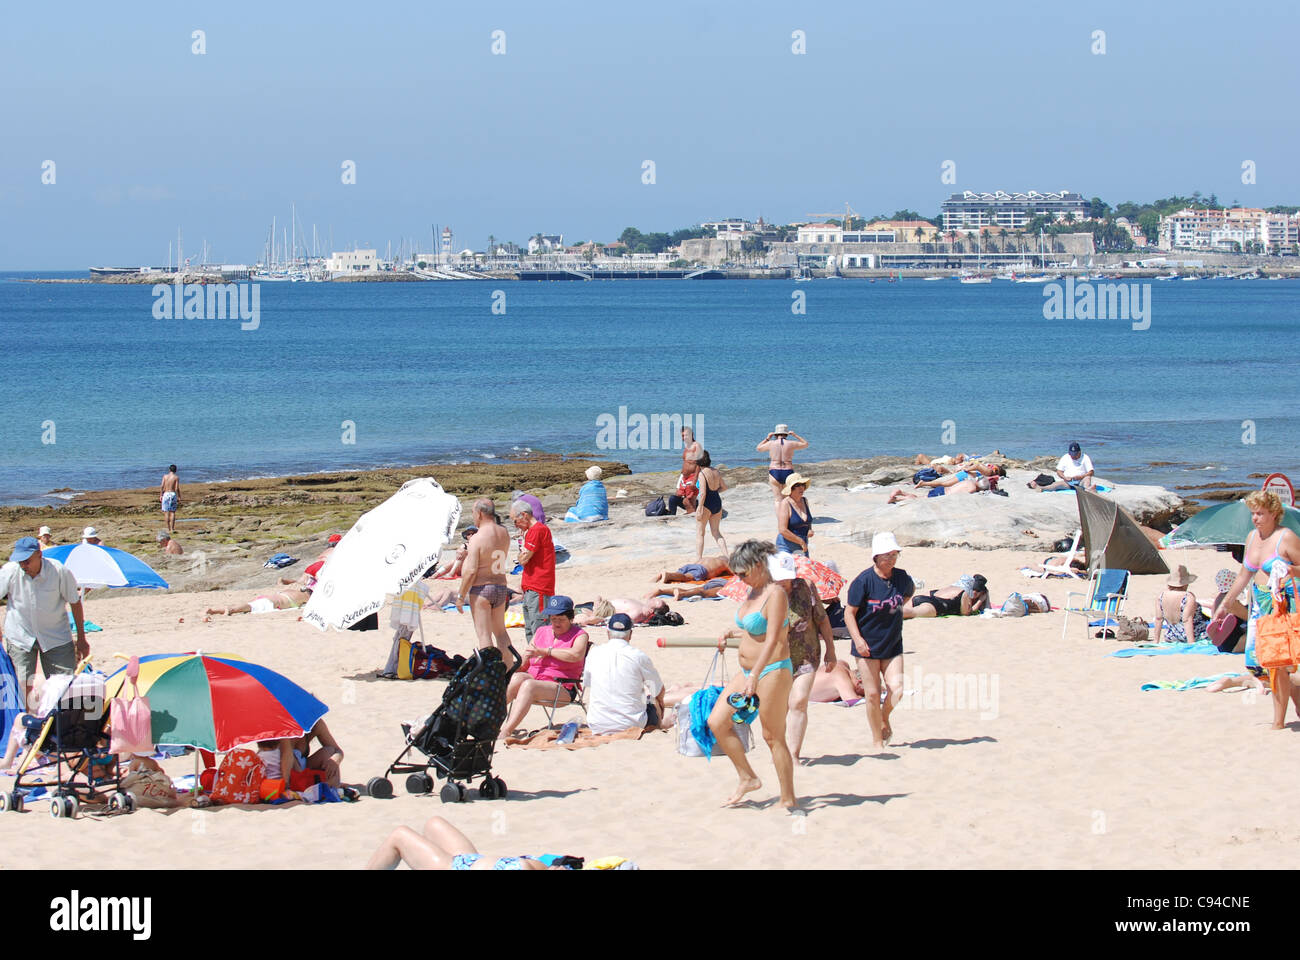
[104, 652, 327, 752]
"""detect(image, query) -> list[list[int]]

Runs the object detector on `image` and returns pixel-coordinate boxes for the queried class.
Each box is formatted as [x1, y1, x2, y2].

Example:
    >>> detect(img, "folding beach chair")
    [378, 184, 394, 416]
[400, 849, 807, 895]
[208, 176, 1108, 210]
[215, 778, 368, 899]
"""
[1032, 529, 1084, 578]
[1061, 568, 1130, 641]
[539, 671, 588, 730]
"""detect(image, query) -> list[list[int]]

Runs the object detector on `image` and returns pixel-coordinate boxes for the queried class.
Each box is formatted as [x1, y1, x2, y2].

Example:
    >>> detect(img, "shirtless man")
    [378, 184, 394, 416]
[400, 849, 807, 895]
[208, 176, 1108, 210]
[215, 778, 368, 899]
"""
[575, 596, 668, 626]
[160, 465, 181, 535]
[653, 555, 731, 584]
[205, 586, 312, 617]
[157, 532, 183, 555]
[457, 499, 517, 667]
[756, 425, 808, 505]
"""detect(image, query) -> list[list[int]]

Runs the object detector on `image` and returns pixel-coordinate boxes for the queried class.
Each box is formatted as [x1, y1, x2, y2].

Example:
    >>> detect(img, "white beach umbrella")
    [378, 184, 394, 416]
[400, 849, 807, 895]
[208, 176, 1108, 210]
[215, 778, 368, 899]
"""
[301, 478, 462, 631]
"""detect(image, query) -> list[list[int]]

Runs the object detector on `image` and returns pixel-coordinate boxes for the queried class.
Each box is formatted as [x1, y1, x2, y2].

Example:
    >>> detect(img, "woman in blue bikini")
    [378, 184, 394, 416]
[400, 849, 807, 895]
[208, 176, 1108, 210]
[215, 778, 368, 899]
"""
[366, 815, 549, 870]
[709, 540, 799, 812]
[1212, 491, 1300, 729]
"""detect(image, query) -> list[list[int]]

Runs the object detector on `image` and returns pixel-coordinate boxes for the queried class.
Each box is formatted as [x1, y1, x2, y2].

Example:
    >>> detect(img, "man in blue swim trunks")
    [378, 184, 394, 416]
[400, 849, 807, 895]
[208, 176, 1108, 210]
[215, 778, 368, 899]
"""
[159, 464, 181, 535]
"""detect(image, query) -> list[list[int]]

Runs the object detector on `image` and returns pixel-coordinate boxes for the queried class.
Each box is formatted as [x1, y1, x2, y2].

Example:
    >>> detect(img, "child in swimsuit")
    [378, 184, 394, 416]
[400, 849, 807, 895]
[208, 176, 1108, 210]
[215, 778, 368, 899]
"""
[366, 815, 551, 870]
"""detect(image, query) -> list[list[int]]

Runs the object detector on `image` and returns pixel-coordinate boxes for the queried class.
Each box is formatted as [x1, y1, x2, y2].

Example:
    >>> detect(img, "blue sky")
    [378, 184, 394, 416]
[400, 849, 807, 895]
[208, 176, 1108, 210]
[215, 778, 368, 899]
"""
[2, 0, 1296, 268]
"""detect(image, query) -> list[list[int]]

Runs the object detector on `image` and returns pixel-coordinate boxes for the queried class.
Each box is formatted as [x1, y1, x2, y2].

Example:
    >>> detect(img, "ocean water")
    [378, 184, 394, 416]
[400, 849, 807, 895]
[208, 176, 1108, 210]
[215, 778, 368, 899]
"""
[0, 272, 1297, 505]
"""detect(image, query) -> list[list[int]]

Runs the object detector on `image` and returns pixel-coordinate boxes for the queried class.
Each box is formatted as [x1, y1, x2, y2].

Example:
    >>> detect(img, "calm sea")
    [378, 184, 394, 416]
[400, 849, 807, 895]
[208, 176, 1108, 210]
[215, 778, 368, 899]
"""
[1, 272, 1296, 505]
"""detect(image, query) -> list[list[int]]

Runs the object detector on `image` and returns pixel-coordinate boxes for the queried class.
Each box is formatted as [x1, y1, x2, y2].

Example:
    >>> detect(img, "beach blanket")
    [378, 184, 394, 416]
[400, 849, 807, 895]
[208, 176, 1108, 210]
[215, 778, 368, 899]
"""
[263, 553, 298, 569]
[564, 481, 608, 523]
[1140, 673, 1243, 692]
[68, 613, 102, 632]
[505, 724, 652, 750]
[1110, 642, 1231, 658]
[1051, 484, 1113, 493]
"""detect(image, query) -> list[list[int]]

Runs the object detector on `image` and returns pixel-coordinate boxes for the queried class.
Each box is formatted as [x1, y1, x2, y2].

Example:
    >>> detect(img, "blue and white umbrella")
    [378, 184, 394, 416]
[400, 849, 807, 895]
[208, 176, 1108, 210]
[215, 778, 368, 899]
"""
[42, 543, 169, 590]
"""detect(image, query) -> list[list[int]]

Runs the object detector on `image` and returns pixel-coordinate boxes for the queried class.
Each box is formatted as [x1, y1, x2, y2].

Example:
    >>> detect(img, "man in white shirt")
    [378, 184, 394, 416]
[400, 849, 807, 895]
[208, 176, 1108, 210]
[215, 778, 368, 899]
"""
[582, 614, 665, 734]
[1030, 442, 1096, 491]
[0, 537, 88, 710]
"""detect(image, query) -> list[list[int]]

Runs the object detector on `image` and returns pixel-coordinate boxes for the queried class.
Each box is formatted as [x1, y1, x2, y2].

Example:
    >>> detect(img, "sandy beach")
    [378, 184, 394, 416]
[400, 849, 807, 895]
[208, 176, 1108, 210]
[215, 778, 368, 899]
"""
[0, 461, 1284, 870]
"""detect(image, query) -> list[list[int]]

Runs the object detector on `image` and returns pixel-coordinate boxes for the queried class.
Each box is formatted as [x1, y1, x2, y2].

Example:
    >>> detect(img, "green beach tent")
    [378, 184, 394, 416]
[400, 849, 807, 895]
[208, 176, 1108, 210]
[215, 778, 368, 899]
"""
[1166, 499, 1300, 547]
[1075, 488, 1169, 576]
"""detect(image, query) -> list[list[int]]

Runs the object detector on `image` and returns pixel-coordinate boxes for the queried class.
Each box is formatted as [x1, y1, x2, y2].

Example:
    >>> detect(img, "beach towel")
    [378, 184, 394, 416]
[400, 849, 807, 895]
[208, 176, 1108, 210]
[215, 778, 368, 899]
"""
[505, 724, 651, 750]
[688, 686, 723, 759]
[1109, 642, 1231, 658]
[0, 647, 20, 755]
[1140, 673, 1243, 692]
[1051, 484, 1113, 493]
[263, 553, 298, 569]
[69, 613, 102, 632]
[564, 480, 608, 523]
[388, 581, 429, 631]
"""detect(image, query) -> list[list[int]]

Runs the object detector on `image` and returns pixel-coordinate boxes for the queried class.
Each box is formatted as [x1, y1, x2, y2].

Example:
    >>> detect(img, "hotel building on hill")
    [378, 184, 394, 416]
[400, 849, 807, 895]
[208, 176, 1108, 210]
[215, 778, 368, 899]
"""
[940, 190, 1088, 233]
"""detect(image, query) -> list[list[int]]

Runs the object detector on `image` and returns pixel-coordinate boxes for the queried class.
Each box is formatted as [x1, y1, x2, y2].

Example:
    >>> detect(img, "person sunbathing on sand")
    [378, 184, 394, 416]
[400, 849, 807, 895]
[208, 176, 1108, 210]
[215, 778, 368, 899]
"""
[205, 586, 312, 617]
[809, 659, 865, 703]
[904, 576, 990, 618]
[366, 815, 552, 870]
[574, 596, 667, 626]
[654, 556, 731, 583]
[645, 580, 727, 601]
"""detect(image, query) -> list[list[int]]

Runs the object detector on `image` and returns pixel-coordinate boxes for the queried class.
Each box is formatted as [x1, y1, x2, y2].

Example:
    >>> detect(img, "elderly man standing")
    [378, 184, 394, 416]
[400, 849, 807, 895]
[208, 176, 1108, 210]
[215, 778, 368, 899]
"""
[0, 537, 89, 711]
[457, 499, 517, 667]
[510, 499, 556, 646]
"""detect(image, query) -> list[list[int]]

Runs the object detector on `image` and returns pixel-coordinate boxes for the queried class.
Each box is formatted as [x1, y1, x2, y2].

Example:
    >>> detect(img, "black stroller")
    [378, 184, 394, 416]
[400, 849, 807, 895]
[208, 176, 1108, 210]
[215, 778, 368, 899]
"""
[367, 647, 517, 803]
[0, 671, 131, 819]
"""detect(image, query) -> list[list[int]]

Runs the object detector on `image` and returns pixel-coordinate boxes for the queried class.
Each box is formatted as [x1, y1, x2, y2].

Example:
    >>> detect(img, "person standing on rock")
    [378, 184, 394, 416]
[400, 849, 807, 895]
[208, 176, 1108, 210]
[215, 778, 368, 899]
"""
[757, 425, 808, 505]
[160, 464, 181, 534]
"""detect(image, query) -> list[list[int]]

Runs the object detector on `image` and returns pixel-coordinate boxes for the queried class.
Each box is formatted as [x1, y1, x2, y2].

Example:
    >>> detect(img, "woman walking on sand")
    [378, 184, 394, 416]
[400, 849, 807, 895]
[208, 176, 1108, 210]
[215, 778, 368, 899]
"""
[694, 451, 728, 562]
[709, 541, 799, 812]
[1212, 491, 1300, 729]
[846, 532, 913, 750]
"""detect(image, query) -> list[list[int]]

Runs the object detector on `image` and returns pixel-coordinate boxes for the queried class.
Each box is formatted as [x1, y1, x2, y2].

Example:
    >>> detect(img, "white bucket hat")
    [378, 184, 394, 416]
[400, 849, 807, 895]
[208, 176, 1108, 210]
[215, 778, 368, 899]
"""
[585, 466, 603, 481]
[871, 531, 902, 558]
[767, 552, 797, 581]
[83, 526, 99, 540]
[773, 424, 790, 435]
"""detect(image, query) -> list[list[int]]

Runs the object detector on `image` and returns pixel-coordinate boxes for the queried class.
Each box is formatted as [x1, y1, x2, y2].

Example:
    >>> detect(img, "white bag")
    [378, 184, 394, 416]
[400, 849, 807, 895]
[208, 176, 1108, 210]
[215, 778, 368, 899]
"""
[675, 651, 753, 758]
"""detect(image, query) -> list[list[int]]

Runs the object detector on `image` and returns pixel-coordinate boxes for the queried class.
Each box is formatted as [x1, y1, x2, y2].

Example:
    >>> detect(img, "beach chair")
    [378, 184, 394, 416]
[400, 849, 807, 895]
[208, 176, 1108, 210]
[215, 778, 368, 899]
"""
[1061, 568, 1130, 641]
[1033, 529, 1084, 578]
[539, 671, 588, 730]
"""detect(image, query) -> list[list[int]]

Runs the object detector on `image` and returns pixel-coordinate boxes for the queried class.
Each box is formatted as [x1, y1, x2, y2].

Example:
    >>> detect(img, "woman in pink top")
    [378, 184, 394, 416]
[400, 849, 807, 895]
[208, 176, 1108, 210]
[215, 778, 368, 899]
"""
[502, 595, 588, 736]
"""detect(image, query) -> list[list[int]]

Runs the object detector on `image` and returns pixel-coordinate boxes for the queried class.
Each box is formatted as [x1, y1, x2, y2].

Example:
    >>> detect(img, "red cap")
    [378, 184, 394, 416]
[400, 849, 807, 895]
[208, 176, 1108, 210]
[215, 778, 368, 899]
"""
[305, 561, 324, 577]
[327, 534, 341, 544]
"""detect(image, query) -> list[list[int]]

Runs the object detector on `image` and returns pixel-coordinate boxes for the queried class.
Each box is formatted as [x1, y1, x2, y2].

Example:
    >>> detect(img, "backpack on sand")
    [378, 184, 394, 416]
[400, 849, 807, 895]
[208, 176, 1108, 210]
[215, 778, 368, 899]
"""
[645, 497, 668, 517]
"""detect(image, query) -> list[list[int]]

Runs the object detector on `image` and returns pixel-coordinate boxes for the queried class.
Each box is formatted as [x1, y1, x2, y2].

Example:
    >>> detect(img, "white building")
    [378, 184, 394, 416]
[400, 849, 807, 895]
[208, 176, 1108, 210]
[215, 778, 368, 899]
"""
[326, 249, 378, 273]
[527, 234, 564, 254]
[940, 190, 1088, 233]
[702, 218, 756, 235]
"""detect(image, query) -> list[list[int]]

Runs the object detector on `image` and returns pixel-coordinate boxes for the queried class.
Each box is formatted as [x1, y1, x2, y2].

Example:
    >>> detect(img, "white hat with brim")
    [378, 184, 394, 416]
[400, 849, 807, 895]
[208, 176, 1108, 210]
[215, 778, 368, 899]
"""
[767, 553, 797, 581]
[38, 526, 51, 536]
[774, 424, 790, 435]
[83, 526, 99, 539]
[871, 531, 902, 558]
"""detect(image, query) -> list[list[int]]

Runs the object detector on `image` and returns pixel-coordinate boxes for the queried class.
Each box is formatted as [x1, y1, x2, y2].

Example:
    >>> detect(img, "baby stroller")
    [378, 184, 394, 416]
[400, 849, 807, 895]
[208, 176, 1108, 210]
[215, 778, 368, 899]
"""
[367, 647, 516, 803]
[0, 670, 132, 819]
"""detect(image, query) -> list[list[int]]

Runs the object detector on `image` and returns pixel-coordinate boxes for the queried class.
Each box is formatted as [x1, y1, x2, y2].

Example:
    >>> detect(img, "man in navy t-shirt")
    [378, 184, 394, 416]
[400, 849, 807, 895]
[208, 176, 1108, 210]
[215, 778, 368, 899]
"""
[845, 532, 913, 749]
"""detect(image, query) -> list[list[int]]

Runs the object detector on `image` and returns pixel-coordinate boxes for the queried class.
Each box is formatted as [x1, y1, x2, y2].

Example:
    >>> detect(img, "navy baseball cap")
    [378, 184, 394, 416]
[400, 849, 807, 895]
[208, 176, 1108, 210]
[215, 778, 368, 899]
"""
[10, 537, 40, 563]
[607, 613, 634, 634]
[1068, 442, 1082, 455]
[543, 594, 575, 617]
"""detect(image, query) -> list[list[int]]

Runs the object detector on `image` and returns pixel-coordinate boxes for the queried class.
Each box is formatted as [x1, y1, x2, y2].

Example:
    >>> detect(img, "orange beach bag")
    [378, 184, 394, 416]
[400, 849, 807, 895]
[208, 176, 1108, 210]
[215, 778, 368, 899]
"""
[1255, 580, 1300, 669]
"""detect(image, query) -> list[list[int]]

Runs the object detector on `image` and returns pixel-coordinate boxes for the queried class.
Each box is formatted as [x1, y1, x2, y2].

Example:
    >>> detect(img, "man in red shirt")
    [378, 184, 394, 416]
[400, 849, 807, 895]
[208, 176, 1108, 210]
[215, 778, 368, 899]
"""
[510, 499, 556, 644]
